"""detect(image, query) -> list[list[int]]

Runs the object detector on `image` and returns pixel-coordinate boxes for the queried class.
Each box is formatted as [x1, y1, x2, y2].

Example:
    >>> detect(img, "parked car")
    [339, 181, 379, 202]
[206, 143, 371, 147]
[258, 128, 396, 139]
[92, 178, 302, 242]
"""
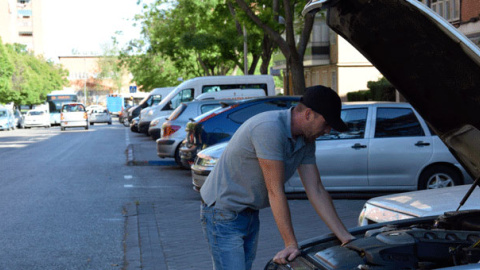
[0, 106, 15, 131]
[119, 104, 133, 126]
[89, 108, 112, 125]
[190, 103, 470, 192]
[156, 99, 231, 166]
[179, 96, 301, 168]
[13, 109, 23, 128]
[130, 117, 140, 133]
[358, 184, 480, 226]
[263, 1, 480, 269]
[60, 103, 89, 131]
[23, 109, 51, 128]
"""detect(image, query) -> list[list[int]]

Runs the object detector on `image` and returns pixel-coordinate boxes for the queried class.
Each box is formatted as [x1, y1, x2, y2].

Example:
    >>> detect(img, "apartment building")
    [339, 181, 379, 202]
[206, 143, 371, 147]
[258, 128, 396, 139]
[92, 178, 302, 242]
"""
[0, 0, 44, 55]
[274, 0, 480, 100]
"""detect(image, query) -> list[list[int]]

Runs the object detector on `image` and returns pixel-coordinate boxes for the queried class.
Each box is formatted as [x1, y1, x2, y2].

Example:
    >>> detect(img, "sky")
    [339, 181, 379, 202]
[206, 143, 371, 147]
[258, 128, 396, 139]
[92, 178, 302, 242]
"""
[42, 0, 150, 61]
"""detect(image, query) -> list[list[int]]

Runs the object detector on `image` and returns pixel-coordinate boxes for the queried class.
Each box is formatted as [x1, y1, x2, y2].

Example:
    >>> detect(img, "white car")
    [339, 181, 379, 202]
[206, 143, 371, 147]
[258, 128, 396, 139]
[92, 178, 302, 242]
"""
[89, 108, 112, 125]
[60, 103, 89, 131]
[24, 109, 51, 128]
[358, 184, 480, 226]
[191, 102, 471, 192]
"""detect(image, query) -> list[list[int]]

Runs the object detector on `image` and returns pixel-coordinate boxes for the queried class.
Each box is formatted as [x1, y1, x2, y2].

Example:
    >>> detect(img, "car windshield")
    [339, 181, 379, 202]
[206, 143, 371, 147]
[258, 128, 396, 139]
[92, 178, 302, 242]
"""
[0, 111, 6, 117]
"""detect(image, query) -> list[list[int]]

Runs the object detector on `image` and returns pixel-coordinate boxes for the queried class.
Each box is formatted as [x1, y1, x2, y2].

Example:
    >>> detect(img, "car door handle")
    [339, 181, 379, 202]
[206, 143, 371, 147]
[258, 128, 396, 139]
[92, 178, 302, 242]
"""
[351, 143, 367, 149]
[415, 141, 430, 147]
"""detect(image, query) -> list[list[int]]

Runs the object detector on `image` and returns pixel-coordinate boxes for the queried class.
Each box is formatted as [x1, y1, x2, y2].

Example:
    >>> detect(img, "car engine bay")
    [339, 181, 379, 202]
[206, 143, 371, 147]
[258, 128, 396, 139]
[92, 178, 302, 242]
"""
[266, 210, 480, 270]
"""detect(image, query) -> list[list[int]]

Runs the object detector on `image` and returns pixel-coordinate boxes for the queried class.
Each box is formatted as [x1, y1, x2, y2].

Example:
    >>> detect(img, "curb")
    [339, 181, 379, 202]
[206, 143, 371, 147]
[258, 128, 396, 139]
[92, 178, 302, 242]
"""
[125, 144, 177, 166]
[124, 203, 141, 270]
[126, 144, 135, 166]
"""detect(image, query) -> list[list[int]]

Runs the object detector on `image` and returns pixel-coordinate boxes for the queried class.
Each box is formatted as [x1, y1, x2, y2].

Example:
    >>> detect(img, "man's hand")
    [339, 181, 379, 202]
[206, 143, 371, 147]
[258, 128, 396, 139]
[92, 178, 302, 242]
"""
[273, 244, 301, 264]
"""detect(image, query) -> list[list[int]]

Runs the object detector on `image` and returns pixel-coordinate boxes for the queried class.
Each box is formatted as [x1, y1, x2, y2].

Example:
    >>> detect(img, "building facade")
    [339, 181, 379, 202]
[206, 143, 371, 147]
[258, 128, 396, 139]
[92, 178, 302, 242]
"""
[0, 0, 44, 55]
[275, 0, 480, 100]
[58, 56, 135, 105]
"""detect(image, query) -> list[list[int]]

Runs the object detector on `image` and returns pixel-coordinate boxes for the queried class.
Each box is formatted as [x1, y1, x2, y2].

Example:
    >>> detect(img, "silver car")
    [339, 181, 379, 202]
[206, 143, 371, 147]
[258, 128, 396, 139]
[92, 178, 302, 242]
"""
[156, 99, 231, 167]
[191, 102, 471, 192]
[89, 108, 112, 125]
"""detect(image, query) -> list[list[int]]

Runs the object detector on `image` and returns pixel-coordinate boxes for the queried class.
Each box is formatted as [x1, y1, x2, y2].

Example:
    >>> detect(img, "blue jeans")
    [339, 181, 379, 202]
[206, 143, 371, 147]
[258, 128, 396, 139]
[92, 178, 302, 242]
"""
[201, 203, 260, 270]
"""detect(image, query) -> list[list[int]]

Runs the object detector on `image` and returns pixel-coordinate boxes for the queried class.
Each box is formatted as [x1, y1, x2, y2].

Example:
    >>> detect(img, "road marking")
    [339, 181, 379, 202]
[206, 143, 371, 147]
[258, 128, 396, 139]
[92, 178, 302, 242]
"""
[124, 175, 133, 179]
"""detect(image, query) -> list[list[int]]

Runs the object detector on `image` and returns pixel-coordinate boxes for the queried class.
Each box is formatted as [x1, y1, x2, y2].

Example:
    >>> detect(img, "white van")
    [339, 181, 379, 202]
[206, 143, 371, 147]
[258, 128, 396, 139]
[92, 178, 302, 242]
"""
[138, 75, 275, 134]
[127, 87, 175, 123]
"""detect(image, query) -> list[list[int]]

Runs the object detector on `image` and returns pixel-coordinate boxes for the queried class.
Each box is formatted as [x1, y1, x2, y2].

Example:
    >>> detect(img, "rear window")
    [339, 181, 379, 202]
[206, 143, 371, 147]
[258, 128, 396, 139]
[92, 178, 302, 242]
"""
[62, 104, 85, 112]
[168, 103, 188, 121]
[29, 111, 45, 116]
[228, 100, 298, 124]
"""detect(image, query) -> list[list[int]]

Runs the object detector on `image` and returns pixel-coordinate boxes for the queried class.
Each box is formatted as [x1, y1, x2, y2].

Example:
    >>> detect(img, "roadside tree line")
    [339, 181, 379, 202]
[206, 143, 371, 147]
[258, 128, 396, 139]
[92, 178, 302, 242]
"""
[0, 38, 68, 107]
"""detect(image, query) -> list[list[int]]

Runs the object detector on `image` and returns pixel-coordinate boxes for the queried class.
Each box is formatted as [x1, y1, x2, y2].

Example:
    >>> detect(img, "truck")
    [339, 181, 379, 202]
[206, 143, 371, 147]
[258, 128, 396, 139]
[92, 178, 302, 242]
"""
[106, 94, 124, 115]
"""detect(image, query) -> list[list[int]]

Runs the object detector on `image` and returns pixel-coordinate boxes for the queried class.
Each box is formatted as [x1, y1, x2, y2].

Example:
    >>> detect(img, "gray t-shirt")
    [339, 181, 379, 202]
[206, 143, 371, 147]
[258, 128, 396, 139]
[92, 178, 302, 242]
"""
[200, 108, 316, 212]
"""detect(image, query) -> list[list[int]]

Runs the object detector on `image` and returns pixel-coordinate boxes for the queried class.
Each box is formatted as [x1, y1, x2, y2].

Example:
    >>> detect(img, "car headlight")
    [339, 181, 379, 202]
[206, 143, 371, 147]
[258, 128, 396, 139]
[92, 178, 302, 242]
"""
[148, 110, 153, 116]
[151, 119, 159, 127]
[197, 156, 218, 167]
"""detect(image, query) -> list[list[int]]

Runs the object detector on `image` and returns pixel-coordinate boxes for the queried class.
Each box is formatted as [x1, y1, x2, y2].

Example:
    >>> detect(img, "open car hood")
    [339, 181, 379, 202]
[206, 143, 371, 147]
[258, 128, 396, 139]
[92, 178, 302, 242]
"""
[303, 0, 480, 182]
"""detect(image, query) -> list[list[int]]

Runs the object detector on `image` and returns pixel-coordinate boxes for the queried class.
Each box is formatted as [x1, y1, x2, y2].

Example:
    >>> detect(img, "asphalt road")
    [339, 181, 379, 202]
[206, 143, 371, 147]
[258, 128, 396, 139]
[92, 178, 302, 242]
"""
[0, 121, 368, 270]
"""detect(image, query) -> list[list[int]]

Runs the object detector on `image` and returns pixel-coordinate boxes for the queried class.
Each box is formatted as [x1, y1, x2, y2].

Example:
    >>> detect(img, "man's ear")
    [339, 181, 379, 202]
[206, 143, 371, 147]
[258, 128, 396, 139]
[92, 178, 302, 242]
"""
[304, 108, 313, 121]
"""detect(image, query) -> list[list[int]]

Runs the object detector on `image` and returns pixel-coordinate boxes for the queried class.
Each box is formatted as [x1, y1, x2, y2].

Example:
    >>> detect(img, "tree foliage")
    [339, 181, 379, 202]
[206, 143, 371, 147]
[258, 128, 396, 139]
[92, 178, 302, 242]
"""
[118, 0, 282, 90]
[234, 0, 313, 95]
[0, 39, 68, 106]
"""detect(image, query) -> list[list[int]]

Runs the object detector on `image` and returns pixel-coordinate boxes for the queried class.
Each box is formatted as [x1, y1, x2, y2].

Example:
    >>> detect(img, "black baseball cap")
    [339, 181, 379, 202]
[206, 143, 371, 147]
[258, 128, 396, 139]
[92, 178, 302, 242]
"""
[300, 85, 348, 132]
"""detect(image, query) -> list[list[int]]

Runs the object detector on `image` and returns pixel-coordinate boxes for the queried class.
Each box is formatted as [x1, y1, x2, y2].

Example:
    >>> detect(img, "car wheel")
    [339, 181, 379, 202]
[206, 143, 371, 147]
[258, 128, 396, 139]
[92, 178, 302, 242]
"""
[108, 122, 112, 125]
[90, 122, 94, 126]
[418, 165, 461, 190]
[85, 125, 89, 130]
[61, 127, 65, 131]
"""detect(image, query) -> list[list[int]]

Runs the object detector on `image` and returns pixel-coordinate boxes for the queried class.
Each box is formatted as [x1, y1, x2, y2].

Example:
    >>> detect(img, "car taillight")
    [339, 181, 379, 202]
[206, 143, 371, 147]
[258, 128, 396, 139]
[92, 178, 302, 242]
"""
[84, 112, 88, 119]
[60, 113, 64, 120]
[163, 125, 181, 137]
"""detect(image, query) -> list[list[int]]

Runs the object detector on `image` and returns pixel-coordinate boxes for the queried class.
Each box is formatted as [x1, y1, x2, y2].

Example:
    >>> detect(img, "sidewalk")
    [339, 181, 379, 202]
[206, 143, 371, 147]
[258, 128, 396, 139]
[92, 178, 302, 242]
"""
[123, 131, 366, 270]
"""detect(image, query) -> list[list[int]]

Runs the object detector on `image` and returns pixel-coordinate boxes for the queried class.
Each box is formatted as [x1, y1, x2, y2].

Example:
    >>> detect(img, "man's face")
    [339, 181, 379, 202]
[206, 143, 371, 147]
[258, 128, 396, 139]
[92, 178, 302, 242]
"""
[304, 110, 331, 142]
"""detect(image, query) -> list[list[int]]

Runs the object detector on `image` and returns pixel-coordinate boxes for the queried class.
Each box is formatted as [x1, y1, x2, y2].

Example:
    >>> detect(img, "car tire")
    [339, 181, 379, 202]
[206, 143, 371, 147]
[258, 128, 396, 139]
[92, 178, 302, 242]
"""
[90, 122, 94, 126]
[418, 165, 461, 190]
[85, 125, 89, 130]
[61, 127, 65, 131]
[108, 121, 112, 125]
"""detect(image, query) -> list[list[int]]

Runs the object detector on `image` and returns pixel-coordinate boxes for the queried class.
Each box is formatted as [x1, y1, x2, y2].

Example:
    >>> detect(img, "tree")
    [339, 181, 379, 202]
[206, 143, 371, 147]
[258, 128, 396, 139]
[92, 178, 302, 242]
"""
[1, 41, 68, 106]
[234, 0, 314, 95]
[0, 38, 14, 102]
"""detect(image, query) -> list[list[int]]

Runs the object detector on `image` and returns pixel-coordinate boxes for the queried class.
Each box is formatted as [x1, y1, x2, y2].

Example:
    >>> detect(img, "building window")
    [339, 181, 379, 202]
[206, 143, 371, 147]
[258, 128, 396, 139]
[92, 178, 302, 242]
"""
[431, 0, 460, 22]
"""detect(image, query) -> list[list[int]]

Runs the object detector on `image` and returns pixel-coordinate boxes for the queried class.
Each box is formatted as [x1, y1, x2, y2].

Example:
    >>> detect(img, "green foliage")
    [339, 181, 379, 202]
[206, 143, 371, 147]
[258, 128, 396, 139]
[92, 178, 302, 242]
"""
[347, 77, 395, 102]
[347, 90, 371, 101]
[367, 77, 395, 101]
[0, 40, 68, 106]
[0, 38, 14, 98]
